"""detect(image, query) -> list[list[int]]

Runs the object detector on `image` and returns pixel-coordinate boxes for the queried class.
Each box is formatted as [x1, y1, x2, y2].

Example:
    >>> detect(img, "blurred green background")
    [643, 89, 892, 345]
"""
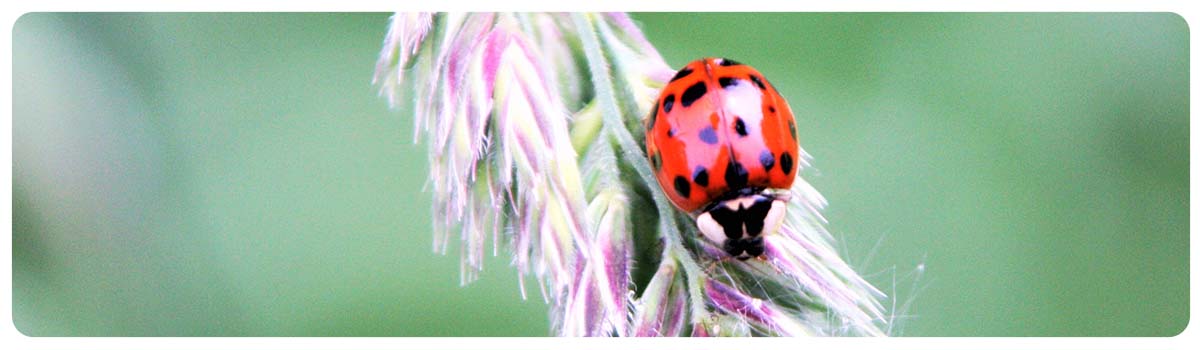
[11, 13, 1188, 336]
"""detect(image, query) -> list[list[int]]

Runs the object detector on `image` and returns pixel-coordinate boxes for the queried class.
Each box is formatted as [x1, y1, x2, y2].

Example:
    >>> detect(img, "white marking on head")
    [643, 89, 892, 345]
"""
[727, 196, 758, 212]
[696, 210, 727, 247]
[763, 199, 787, 237]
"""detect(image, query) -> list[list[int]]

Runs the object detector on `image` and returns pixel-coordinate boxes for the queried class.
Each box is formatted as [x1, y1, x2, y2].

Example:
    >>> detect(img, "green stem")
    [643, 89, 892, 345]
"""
[571, 12, 710, 323]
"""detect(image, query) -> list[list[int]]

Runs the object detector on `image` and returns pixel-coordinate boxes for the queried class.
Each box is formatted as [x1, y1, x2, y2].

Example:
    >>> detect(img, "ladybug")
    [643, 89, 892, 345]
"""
[645, 58, 799, 260]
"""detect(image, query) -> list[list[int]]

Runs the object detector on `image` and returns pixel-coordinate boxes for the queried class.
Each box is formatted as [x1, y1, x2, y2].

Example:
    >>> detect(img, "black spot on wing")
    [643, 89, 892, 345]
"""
[673, 175, 691, 198]
[670, 66, 694, 82]
[759, 150, 775, 172]
[699, 126, 719, 145]
[749, 75, 766, 90]
[780, 152, 794, 175]
[663, 94, 675, 114]
[724, 159, 748, 190]
[733, 118, 747, 137]
[680, 82, 707, 108]
[719, 58, 742, 66]
[646, 103, 658, 129]
[692, 166, 709, 187]
[768, 105, 776, 114]
[718, 77, 738, 89]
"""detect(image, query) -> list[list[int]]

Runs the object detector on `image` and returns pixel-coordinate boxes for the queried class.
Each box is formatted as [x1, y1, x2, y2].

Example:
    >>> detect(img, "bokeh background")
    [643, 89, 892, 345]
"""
[11, 13, 1188, 336]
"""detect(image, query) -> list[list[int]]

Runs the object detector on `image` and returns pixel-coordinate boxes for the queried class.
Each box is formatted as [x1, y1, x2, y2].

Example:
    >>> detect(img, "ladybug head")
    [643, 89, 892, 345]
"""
[694, 192, 787, 260]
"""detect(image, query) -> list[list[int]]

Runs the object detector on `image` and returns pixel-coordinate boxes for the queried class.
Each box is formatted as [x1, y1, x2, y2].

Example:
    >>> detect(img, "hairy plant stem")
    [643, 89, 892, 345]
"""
[571, 13, 711, 324]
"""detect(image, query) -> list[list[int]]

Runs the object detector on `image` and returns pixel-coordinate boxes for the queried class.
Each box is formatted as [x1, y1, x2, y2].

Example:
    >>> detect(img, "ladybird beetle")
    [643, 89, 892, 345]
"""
[645, 58, 799, 260]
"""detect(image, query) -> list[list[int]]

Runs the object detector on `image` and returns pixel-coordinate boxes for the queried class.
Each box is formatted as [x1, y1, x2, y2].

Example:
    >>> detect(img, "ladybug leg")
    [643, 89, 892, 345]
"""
[757, 254, 784, 274]
[745, 246, 786, 273]
[700, 254, 734, 273]
[701, 245, 742, 276]
[704, 258, 733, 277]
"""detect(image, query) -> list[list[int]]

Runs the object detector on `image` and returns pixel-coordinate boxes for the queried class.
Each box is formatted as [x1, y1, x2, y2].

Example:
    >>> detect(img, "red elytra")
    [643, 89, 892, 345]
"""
[645, 57, 799, 214]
